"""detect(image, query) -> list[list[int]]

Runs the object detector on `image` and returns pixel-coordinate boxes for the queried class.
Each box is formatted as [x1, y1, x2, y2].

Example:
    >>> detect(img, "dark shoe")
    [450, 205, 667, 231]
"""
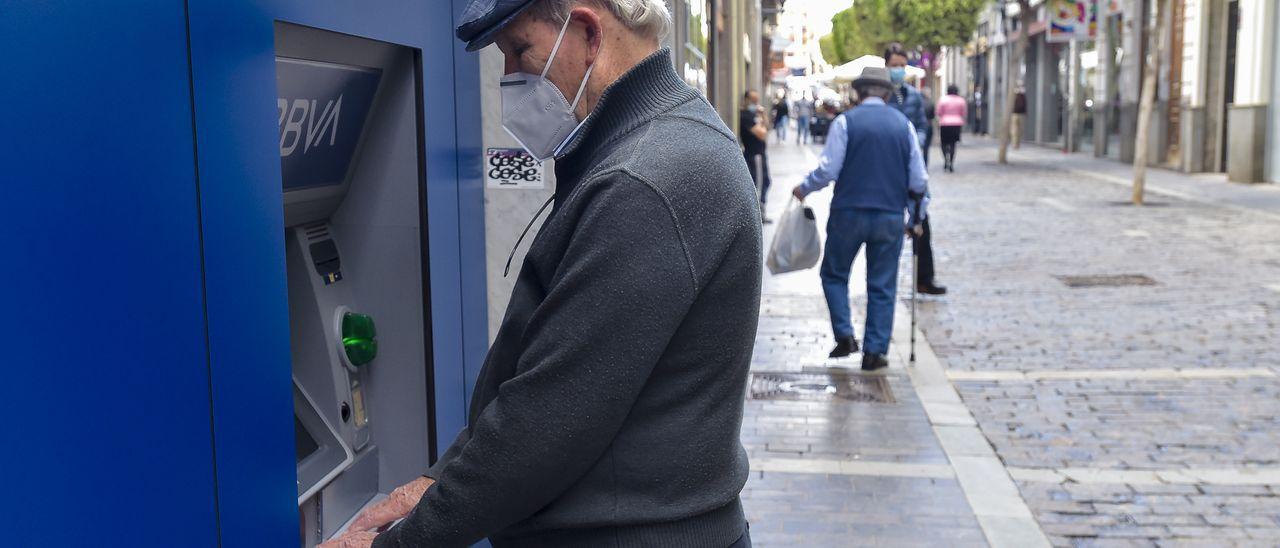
[762, 216, 774, 225]
[828, 336, 860, 358]
[917, 282, 948, 295]
[861, 353, 889, 371]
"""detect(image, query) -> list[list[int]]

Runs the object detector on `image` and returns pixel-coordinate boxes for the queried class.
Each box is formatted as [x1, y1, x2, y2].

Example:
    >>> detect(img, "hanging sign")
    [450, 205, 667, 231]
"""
[1047, 0, 1099, 43]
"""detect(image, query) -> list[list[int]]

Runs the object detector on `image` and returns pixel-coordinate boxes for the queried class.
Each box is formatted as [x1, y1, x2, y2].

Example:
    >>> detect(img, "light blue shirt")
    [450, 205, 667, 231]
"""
[797, 97, 930, 219]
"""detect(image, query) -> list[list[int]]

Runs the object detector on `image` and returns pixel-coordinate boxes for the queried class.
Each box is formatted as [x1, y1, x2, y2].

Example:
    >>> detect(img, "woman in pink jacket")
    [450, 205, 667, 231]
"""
[936, 85, 968, 173]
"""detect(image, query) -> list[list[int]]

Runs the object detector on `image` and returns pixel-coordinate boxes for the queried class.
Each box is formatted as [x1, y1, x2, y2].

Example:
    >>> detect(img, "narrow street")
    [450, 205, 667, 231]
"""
[740, 135, 1280, 547]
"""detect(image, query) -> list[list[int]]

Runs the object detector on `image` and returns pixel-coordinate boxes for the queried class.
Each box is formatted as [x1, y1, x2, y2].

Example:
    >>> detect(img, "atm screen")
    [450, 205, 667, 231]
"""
[295, 416, 320, 463]
[276, 57, 382, 191]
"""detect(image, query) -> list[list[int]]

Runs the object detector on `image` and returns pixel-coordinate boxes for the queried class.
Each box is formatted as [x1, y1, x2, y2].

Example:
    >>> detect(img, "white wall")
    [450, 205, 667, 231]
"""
[1117, 0, 1143, 105]
[1235, 0, 1275, 105]
[1267, 1, 1280, 183]
[479, 47, 557, 342]
[1181, 0, 1205, 107]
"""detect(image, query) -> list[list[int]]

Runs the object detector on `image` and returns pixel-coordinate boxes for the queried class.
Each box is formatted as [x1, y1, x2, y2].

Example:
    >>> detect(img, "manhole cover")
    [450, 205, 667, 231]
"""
[750, 372, 895, 403]
[1056, 274, 1158, 288]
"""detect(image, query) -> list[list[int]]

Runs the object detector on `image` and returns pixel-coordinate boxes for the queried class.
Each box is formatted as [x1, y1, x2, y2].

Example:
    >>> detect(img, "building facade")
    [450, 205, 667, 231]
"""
[945, 0, 1279, 183]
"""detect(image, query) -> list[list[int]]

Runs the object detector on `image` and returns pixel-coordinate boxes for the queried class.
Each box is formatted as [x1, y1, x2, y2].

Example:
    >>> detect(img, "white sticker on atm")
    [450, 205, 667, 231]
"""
[485, 148, 544, 189]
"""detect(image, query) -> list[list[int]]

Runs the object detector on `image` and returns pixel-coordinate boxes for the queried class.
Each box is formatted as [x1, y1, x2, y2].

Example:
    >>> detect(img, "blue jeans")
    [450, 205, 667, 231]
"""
[796, 117, 810, 144]
[819, 208, 904, 354]
[774, 115, 787, 140]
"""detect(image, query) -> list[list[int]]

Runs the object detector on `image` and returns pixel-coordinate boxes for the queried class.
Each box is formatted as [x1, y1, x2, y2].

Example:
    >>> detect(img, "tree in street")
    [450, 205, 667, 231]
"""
[822, 0, 899, 65]
[997, 0, 1033, 165]
[821, 0, 985, 93]
[895, 0, 987, 94]
[1132, 0, 1168, 205]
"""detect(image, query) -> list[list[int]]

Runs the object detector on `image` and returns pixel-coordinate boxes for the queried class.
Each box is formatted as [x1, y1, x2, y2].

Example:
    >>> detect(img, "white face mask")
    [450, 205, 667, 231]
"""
[500, 16, 597, 161]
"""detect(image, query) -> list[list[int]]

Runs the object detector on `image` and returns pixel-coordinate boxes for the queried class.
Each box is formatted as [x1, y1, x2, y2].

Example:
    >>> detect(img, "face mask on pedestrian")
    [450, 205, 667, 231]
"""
[500, 15, 599, 161]
[889, 67, 906, 85]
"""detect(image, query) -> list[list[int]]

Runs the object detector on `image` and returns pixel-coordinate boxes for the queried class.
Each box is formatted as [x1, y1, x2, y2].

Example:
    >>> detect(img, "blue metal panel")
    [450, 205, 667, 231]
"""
[452, 0, 491, 417]
[185, 7, 298, 546]
[0, 2, 219, 546]
[186, 1, 486, 543]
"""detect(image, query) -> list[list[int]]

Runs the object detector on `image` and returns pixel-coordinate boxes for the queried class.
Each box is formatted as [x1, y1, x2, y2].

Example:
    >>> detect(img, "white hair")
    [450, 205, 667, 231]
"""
[528, 0, 672, 42]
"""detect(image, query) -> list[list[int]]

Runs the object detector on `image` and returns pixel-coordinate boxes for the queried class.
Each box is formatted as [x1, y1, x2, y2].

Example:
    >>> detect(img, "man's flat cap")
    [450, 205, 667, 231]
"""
[456, 0, 538, 52]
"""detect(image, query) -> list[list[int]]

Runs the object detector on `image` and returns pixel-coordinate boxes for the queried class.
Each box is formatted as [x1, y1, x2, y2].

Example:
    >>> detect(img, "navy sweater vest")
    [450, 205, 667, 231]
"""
[832, 103, 914, 213]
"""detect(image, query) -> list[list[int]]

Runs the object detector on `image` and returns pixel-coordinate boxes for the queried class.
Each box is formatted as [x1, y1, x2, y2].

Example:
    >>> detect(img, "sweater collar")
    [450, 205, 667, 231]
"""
[553, 48, 695, 187]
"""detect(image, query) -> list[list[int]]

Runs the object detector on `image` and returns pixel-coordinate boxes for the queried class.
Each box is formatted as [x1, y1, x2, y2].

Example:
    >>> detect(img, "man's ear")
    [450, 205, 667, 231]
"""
[569, 6, 604, 66]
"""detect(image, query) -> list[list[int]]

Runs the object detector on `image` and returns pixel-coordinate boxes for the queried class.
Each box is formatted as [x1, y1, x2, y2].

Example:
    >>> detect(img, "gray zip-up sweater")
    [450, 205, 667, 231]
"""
[372, 49, 762, 548]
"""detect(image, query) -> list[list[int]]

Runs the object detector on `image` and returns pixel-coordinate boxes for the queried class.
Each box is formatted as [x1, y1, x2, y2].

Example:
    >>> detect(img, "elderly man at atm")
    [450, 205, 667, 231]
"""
[320, 1, 761, 547]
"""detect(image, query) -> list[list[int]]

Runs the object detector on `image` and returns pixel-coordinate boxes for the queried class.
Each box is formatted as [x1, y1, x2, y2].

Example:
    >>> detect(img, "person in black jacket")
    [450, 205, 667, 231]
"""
[741, 89, 772, 223]
[1012, 85, 1027, 149]
[884, 43, 946, 295]
[772, 92, 790, 143]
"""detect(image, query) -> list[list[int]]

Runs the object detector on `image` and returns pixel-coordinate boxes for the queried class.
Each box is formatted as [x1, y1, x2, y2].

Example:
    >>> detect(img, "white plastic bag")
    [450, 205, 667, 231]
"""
[766, 198, 821, 274]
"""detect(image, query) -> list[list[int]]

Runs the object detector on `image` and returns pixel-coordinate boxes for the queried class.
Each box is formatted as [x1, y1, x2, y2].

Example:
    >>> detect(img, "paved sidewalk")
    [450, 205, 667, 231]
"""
[739, 134, 1280, 547]
[741, 138, 1008, 547]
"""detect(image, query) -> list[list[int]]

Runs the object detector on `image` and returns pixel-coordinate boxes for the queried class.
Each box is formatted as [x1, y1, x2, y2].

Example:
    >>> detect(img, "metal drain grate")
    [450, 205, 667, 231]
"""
[1056, 274, 1158, 288]
[1105, 200, 1171, 207]
[750, 372, 895, 403]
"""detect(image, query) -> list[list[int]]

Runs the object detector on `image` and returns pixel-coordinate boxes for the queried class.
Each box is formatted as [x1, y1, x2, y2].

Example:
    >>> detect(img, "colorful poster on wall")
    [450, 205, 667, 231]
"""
[1047, 0, 1099, 43]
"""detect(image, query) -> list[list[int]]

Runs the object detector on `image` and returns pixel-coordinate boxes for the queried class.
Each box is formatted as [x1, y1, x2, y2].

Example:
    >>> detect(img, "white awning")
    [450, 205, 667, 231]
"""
[828, 55, 926, 84]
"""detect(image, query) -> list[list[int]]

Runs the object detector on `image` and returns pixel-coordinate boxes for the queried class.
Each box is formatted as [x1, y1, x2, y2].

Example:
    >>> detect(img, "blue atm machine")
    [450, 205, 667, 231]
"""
[3, 2, 486, 546]
[275, 24, 442, 544]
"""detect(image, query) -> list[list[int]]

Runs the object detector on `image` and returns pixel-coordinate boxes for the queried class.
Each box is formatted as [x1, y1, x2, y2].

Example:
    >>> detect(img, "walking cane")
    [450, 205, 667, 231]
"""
[910, 248, 917, 364]
[909, 196, 923, 364]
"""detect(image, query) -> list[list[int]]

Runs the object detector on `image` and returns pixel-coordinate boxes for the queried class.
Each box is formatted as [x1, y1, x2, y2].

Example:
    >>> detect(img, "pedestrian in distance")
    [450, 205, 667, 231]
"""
[772, 91, 789, 143]
[742, 89, 773, 223]
[791, 66, 929, 372]
[973, 85, 985, 134]
[1012, 84, 1027, 149]
[937, 85, 968, 173]
[795, 92, 813, 144]
[883, 44, 928, 151]
[321, 1, 762, 547]
[884, 43, 947, 296]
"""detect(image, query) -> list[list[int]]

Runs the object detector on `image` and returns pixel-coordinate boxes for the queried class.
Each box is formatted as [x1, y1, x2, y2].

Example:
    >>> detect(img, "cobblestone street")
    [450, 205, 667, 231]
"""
[740, 136, 1280, 547]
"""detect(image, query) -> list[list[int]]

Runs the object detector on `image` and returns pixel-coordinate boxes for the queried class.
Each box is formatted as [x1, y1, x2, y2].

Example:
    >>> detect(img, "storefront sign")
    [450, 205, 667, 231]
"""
[1047, 0, 1099, 43]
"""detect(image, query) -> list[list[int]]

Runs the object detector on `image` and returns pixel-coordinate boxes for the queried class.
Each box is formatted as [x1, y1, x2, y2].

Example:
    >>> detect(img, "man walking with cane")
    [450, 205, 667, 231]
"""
[792, 67, 928, 371]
